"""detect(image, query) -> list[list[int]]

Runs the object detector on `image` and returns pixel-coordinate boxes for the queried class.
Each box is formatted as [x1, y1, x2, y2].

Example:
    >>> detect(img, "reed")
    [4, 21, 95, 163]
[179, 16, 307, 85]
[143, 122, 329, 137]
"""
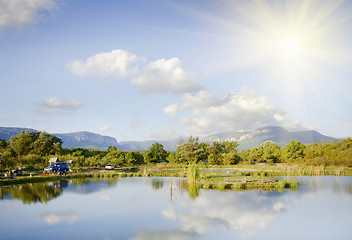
[187, 164, 200, 183]
[335, 167, 345, 176]
[143, 167, 149, 177]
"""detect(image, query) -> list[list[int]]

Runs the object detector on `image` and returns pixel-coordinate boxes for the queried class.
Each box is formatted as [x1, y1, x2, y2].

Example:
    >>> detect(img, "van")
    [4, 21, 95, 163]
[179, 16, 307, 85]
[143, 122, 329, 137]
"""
[44, 162, 69, 174]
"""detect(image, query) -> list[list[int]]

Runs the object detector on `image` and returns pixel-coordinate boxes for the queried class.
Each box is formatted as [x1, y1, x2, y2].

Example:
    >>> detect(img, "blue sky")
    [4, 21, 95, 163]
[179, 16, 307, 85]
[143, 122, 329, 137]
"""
[1, 0, 352, 141]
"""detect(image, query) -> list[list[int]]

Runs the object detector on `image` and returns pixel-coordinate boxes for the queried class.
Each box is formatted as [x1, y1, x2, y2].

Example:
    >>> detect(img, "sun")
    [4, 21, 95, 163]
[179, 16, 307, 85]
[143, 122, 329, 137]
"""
[186, 0, 349, 101]
[281, 35, 302, 57]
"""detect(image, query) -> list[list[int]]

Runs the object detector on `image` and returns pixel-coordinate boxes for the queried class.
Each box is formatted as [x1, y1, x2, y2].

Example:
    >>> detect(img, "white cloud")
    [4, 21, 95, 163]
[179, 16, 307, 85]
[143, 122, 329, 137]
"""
[286, 121, 316, 132]
[180, 115, 212, 134]
[180, 90, 225, 111]
[98, 125, 110, 132]
[178, 88, 287, 134]
[66, 49, 142, 78]
[40, 212, 80, 225]
[146, 126, 183, 140]
[274, 113, 285, 122]
[163, 104, 178, 117]
[39, 97, 83, 111]
[0, 0, 58, 33]
[132, 58, 202, 94]
[67, 50, 202, 94]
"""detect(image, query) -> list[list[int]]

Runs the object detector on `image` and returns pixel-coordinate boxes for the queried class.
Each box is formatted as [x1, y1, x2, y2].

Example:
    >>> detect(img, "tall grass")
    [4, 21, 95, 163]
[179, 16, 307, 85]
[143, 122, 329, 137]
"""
[187, 164, 200, 183]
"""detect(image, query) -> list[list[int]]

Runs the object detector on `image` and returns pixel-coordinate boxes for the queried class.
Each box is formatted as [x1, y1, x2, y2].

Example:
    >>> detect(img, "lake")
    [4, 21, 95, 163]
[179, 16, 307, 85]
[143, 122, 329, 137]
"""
[0, 176, 351, 240]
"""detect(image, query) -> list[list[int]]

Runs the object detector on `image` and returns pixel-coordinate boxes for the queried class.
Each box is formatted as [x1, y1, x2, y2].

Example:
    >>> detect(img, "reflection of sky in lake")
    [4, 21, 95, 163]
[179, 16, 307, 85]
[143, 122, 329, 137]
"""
[0, 176, 351, 240]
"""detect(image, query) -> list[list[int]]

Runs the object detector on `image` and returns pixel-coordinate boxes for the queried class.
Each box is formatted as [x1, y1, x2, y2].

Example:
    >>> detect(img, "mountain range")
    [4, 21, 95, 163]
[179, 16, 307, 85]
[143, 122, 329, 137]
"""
[203, 126, 339, 151]
[0, 126, 340, 151]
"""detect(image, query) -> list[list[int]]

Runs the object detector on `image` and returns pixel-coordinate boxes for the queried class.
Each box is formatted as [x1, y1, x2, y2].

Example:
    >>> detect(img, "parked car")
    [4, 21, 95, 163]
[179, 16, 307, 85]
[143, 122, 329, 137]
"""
[105, 164, 115, 170]
[11, 168, 23, 176]
[44, 162, 69, 174]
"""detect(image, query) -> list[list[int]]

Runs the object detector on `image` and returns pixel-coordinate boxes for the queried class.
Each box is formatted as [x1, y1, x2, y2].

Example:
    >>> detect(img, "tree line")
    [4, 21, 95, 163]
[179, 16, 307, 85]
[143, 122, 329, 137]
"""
[0, 130, 351, 169]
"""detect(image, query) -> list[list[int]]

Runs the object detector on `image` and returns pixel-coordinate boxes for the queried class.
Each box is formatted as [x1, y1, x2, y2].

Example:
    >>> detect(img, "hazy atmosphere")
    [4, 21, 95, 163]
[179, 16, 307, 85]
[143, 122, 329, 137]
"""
[1, 0, 352, 141]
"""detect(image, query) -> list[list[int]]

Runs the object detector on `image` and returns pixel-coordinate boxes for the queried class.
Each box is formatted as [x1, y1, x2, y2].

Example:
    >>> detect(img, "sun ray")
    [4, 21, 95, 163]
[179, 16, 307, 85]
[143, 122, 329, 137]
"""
[172, 0, 351, 106]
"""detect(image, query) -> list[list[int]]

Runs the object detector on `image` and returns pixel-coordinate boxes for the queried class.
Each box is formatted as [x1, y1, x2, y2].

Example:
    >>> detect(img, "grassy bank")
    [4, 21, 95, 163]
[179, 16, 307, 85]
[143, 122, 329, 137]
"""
[198, 178, 297, 191]
[227, 164, 352, 176]
[0, 170, 143, 186]
[1, 163, 350, 191]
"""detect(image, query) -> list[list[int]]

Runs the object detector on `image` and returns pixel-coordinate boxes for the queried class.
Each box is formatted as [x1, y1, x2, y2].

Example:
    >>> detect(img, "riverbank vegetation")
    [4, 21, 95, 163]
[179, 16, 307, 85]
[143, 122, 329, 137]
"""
[0, 165, 298, 194]
[1, 130, 351, 175]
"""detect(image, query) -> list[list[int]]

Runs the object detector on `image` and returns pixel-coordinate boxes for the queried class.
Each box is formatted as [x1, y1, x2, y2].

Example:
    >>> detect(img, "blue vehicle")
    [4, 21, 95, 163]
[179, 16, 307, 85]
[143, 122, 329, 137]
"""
[44, 162, 69, 174]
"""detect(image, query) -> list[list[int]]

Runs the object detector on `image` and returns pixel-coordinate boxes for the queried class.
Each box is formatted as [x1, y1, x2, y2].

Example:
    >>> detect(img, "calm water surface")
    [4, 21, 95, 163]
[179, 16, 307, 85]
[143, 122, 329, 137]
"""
[0, 176, 351, 240]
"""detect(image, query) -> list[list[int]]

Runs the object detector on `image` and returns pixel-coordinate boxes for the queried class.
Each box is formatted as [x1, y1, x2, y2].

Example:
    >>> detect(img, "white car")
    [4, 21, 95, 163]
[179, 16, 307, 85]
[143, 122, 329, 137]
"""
[105, 164, 115, 170]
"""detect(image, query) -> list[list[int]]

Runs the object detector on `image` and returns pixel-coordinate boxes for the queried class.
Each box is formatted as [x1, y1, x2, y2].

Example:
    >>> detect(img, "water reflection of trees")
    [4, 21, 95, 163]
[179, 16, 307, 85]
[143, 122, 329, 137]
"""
[178, 180, 200, 200]
[1, 183, 62, 204]
[149, 178, 201, 200]
[153, 176, 352, 202]
[69, 177, 118, 186]
[66, 178, 118, 194]
[0, 178, 119, 204]
[151, 179, 164, 190]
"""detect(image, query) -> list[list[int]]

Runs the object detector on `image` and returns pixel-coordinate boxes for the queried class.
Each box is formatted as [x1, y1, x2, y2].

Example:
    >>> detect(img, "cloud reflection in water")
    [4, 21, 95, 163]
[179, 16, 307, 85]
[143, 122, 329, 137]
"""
[130, 229, 199, 240]
[164, 190, 291, 238]
[40, 212, 81, 225]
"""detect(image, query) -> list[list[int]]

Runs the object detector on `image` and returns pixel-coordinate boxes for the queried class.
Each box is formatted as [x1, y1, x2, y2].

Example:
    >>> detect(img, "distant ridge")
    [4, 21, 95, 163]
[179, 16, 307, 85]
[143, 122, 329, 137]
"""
[54, 131, 119, 150]
[0, 127, 38, 140]
[202, 126, 339, 151]
[0, 127, 119, 150]
[0, 126, 341, 151]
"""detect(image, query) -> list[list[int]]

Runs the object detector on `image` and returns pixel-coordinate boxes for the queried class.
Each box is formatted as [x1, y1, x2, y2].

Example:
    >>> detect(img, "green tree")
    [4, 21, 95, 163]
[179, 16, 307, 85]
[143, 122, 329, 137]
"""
[220, 141, 240, 165]
[207, 141, 222, 164]
[32, 132, 62, 156]
[341, 138, 352, 150]
[107, 146, 117, 152]
[245, 147, 263, 164]
[198, 142, 209, 162]
[133, 151, 145, 165]
[222, 141, 239, 154]
[283, 139, 305, 163]
[8, 130, 35, 156]
[261, 141, 281, 163]
[8, 131, 62, 157]
[177, 136, 202, 164]
[144, 142, 168, 164]
[304, 143, 321, 159]
[126, 151, 138, 165]
[223, 152, 241, 165]
[166, 152, 181, 164]
[203, 140, 239, 165]
[239, 149, 251, 163]
[0, 138, 8, 152]
[0, 148, 16, 169]
[102, 149, 126, 166]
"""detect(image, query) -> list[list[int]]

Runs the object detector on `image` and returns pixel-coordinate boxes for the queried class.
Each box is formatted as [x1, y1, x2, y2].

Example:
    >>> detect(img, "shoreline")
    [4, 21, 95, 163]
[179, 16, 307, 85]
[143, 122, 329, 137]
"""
[1, 164, 350, 191]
